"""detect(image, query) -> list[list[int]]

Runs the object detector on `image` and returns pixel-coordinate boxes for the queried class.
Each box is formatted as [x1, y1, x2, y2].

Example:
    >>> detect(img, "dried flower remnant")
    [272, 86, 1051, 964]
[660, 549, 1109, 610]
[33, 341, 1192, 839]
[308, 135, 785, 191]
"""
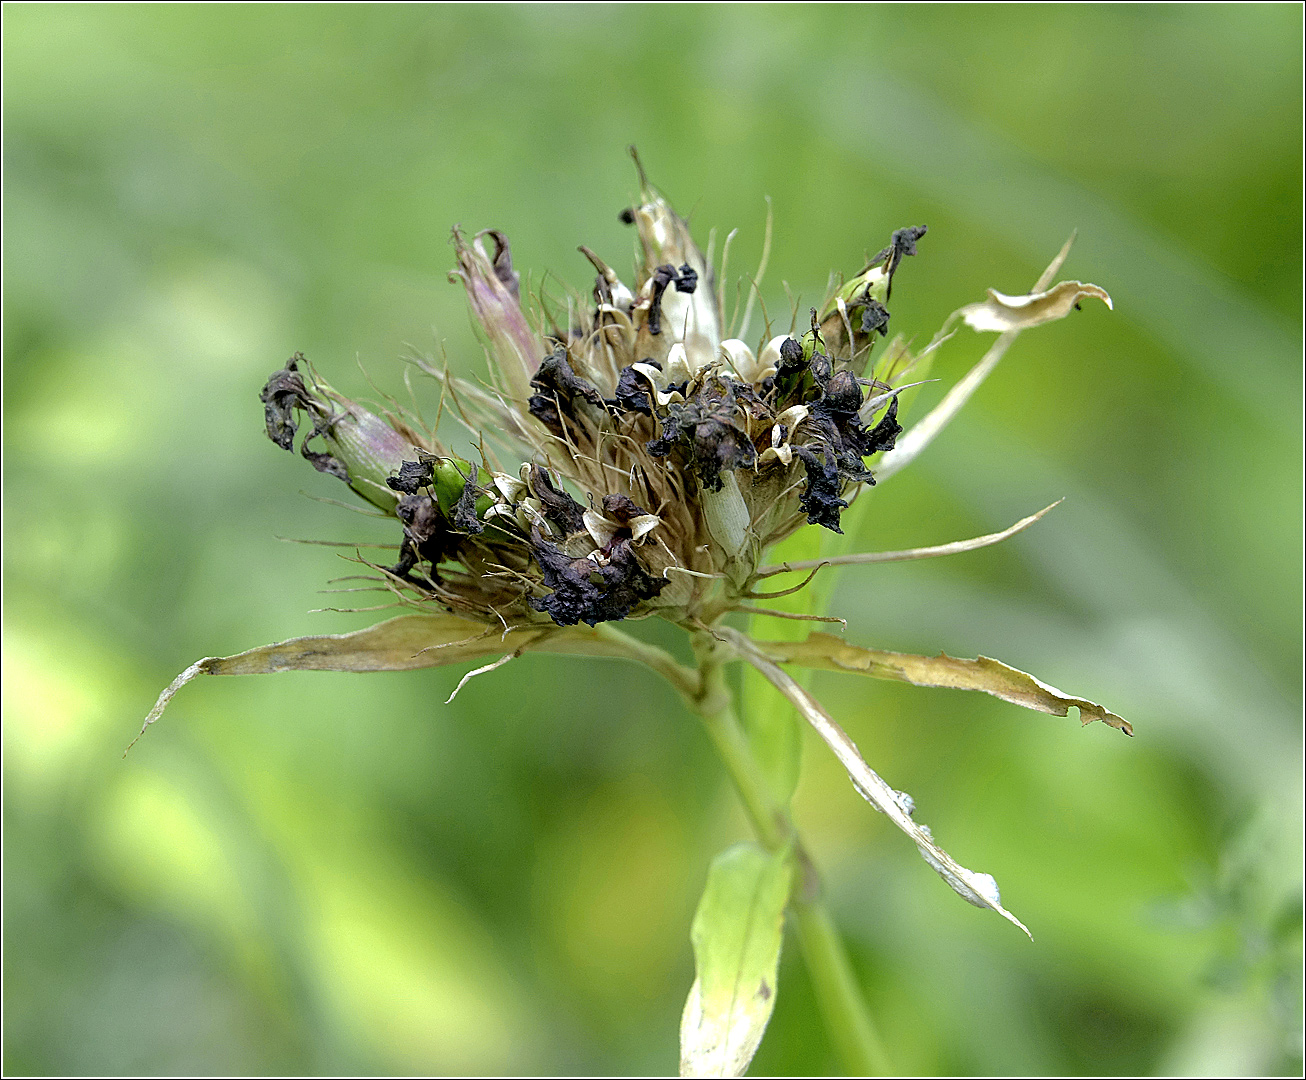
[137, 151, 1122, 1076]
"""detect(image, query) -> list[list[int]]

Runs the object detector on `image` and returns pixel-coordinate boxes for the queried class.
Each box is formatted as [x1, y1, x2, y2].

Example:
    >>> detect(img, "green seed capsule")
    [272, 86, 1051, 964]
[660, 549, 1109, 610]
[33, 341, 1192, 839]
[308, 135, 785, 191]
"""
[431, 457, 476, 517]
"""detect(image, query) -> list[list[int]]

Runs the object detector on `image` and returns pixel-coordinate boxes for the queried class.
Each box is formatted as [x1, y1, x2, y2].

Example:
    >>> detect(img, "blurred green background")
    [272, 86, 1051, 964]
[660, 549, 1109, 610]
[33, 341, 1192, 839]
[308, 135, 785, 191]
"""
[3, 4, 1301, 1076]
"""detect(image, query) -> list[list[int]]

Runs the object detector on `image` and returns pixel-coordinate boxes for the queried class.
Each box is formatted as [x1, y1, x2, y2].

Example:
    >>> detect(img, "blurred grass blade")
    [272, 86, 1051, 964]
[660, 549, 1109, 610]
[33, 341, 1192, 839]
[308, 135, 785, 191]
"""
[680, 843, 794, 1078]
[756, 632, 1132, 736]
[724, 628, 1032, 938]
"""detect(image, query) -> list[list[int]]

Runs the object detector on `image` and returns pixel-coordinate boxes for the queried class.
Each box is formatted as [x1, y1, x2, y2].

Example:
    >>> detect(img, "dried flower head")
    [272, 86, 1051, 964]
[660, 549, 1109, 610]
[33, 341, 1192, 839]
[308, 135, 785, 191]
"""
[136, 150, 1124, 1074]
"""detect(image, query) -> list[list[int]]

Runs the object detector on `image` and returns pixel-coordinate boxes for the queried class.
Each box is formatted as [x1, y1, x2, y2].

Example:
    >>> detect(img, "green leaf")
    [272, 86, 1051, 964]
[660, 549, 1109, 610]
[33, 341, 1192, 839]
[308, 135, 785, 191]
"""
[756, 632, 1132, 735]
[680, 843, 795, 1078]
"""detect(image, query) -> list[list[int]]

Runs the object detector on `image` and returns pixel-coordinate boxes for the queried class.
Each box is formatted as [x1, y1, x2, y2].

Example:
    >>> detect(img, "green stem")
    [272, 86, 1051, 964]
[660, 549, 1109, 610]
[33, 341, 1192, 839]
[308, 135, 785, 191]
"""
[695, 645, 792, 852]
[591, 622, 700, 700]
[792, 899, 893, 1077]
[689, 631, 891, 1077]
[587, 623, 890, 1073]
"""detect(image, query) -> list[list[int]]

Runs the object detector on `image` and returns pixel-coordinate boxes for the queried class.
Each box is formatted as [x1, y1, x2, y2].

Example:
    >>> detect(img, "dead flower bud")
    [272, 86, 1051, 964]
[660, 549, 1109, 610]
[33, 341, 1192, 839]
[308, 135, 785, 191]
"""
[450, 227, 546, 406]
[259, 353, 418, 511]
[145, 152, 1129, 1038]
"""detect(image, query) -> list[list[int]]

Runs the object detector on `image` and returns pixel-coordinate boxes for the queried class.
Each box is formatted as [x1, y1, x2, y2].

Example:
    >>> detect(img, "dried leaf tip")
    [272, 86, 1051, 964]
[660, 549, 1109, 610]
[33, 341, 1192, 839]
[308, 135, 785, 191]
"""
[961, 281, 1112, 333]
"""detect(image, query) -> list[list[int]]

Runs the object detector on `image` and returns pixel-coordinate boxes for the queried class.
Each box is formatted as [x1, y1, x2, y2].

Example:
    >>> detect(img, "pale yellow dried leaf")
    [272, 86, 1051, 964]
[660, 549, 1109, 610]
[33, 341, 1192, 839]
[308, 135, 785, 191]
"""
[959, 281, 1112, 334]
[877, 236, 1109, 482]
[128, 614, 624, 753]
[722, 628, 1032, 937]
[757, 633, 1132, 735]
[754, 500, 1061, 579]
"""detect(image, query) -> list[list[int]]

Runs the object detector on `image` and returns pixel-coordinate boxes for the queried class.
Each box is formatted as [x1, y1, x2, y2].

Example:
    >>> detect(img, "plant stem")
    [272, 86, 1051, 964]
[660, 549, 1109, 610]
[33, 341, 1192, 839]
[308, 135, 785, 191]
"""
[690, 631, 892, 1076]
[591, 622, 700, 700]
[792, 899, 893, 1077]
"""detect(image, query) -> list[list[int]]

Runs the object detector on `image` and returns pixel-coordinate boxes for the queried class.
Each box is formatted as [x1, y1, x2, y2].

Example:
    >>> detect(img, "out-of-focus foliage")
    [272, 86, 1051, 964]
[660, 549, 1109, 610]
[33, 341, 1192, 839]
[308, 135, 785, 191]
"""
[3, 5, 1300, 1075]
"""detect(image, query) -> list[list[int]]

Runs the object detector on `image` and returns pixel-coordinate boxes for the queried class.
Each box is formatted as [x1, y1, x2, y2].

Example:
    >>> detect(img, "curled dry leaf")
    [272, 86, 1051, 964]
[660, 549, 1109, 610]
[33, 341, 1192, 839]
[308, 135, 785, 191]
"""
[755, 632, 1133, 736]
[721, 628, 1032, 938]
[959, 280, 1112, 334]
[680, 843, 794, 1078]
[877, 238, 1111, 483]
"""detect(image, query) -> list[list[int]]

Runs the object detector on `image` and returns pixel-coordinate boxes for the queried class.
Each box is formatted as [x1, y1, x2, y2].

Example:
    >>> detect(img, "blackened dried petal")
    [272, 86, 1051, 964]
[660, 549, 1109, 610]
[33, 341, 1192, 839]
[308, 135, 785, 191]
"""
[528, 347, 604, 432]
[450, 464, 485, 535]
[823, 370, 864, 415]
[601, 494, 647, 524]
[608, 365, 654, 416]
[527, 465, 587, 535]
[597, 538, 669, 617]
[809, 351, 833, 390]
[259, 356, 311, 450]
[484, 230, 520, 297]
[527, 393, 564, 433]
[778, 337, 805, 374]
[396, 493, 442, 545]
[300, 417, 349, 481]
[691, 418, 756, 491]
[388, 494, 454, 583]
[528, 531, 603, 626]
[646, 380, 756, 491]
[862, 394, 902, 455]
[647, 264, 677, 335]
[645, 410, 684, 458]
[794, 444, 848, 534]
[386, 457, 434, 494]
[805, 381, 898, 485]
[860, 299, 890, 336]
[891, 225, 927, 260]
[530, 348, 604, 406]
[869, 225, 928, 298]
[646, 263, 700, 335]
[528, 530, 667, 627]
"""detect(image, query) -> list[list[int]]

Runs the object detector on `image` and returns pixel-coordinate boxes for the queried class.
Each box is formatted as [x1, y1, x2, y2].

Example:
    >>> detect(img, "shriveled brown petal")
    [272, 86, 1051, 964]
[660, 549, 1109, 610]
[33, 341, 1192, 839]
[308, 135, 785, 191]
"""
[755, 633, 1132, 735]
[959, 280, 1112, 334]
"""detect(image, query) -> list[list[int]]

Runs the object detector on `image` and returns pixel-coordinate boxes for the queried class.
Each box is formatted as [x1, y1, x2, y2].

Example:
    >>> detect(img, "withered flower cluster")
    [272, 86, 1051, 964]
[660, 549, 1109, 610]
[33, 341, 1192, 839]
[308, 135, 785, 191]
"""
[140, 158, 1126, 1043]
[255, 191, 933, 630]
